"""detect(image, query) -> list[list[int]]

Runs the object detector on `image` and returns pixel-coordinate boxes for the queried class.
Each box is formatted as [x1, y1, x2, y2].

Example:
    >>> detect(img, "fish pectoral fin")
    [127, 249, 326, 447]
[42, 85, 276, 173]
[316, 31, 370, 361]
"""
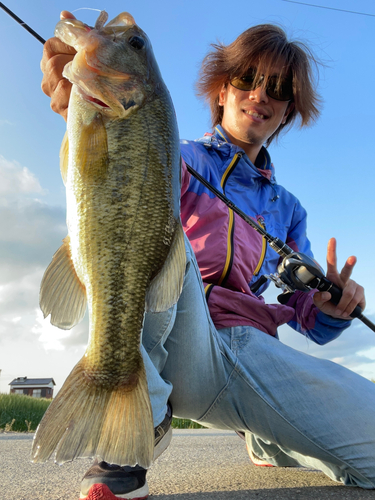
[40, 236, 87, 330]
[59, 131, 69, 185]
[146, 222, 186, 312]
[78, 113, 109, 181]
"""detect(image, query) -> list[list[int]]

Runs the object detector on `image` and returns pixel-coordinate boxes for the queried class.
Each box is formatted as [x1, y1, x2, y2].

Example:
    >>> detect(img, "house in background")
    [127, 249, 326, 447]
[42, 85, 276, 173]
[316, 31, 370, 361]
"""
[9, 377, 55, 399]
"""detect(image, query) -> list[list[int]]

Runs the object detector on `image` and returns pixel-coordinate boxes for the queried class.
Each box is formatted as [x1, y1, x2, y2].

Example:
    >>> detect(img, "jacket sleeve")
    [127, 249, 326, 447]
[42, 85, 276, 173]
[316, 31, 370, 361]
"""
[283, 200, 352, 345]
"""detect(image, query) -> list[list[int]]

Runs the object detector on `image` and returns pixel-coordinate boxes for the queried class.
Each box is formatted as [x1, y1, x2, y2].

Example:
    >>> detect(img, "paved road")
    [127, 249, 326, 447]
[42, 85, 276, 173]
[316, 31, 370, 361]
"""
[1, 429, 374, 500]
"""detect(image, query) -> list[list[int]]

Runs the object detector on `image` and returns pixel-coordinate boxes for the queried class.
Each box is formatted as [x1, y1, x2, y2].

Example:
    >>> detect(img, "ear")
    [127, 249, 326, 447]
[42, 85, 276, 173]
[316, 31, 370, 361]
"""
[281, 101, 295, 124]
[218, 84, 227, 106]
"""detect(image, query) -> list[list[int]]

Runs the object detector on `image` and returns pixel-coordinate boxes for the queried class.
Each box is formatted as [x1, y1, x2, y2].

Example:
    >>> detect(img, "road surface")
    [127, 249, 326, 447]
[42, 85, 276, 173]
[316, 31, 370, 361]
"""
[1, 429, 374, 500]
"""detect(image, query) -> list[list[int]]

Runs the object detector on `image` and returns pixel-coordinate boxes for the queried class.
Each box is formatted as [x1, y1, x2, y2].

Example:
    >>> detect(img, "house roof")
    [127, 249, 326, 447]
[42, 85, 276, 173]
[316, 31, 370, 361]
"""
[9, 377, 56, 386]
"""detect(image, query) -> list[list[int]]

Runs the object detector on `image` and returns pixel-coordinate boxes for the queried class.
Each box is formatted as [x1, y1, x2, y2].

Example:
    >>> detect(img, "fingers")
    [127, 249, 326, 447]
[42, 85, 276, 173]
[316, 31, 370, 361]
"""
[313, 290, 332, 311]
[41, 37, 76, 74]
[50, 78, 72, 121]
[314, 238, 366, 319]
[41, 36, 76, 120]
[339, 255, 357, 284]
[40, 12, 77, 120]
[334, 280, 365, 317]
[41, 49, 74, 120]
[41, 51, 74, 95]
[314, 279, 366, 319]
[325, 237, 337, 277]
[60, 11, 76, 20]
[325, 237, 356, 287]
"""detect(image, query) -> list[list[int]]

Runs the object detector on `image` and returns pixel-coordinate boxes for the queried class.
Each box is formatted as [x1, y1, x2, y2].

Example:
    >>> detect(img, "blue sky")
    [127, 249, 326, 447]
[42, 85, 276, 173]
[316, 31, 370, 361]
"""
[0, 0, 374, 394]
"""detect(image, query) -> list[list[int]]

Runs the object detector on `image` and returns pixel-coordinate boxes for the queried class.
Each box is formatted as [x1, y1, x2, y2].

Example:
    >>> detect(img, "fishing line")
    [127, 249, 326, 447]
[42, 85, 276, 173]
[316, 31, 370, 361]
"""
[282, 0, 375, 18]
[71, 8, 102, 13]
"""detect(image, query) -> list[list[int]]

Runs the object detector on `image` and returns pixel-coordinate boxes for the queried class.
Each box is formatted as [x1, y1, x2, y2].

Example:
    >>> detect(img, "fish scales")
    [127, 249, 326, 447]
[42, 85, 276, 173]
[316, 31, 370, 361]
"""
[32, 11, 186, 468]
[73, 96, 177, 384]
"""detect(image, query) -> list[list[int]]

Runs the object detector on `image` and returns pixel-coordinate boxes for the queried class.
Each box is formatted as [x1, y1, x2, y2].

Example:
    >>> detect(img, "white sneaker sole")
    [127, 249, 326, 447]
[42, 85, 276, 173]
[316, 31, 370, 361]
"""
[153, 426, 172, 460]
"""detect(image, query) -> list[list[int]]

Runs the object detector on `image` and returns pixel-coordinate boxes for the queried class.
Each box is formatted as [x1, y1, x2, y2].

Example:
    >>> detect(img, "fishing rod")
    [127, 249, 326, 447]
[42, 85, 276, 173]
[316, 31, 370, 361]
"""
[3, 3, 374, 332]
[186, 164, 375, 333]
[0, 3, 46, 44]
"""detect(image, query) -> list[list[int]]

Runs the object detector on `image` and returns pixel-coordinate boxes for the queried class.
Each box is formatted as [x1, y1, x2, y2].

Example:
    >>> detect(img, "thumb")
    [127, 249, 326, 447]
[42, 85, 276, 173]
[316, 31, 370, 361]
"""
[60, 11, 76, 20]
[313, 291, 331, 308]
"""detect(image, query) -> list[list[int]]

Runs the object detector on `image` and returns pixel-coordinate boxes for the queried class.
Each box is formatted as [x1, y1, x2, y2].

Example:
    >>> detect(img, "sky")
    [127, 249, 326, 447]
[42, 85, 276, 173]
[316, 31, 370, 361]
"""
[0, 0, 375, 395]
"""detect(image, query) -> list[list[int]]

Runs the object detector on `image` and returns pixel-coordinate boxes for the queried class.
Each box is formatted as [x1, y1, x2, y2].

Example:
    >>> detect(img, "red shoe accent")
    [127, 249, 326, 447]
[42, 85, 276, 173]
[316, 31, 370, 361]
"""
[83, 483, 149, 500]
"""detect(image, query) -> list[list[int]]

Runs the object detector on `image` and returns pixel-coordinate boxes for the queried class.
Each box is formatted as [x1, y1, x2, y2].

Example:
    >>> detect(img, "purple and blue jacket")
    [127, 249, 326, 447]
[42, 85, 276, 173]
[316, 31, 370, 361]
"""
[180, 125, 351, 345]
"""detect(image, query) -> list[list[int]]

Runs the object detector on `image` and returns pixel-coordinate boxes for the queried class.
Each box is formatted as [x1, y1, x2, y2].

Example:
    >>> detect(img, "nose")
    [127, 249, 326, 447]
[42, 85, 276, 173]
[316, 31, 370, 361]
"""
[249, 85, 268, 103]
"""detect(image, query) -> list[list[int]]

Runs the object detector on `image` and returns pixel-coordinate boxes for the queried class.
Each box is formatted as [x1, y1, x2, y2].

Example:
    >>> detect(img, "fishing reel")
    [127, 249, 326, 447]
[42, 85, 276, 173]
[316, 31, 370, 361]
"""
[184, 163, 375, 331]
[267, 252, 324, 296]
[266, 251, 365, 320]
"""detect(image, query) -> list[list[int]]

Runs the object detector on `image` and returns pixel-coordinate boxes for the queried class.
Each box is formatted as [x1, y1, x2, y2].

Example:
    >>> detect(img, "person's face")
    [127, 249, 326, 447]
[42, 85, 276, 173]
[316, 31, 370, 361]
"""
[219, 66, 294, 156]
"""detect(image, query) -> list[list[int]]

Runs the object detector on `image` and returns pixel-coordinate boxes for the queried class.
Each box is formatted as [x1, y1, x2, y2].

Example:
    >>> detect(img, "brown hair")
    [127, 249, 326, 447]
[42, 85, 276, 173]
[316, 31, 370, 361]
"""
[196, 24, 322, 146]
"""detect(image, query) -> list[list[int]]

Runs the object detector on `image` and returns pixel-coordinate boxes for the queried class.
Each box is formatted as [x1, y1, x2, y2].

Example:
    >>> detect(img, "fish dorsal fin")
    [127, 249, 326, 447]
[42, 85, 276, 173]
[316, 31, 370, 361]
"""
[78, 113, 109, 181]
[40, 236, 87, 330]
[145, 222, 186, 312]
[59, 131, 69, 185]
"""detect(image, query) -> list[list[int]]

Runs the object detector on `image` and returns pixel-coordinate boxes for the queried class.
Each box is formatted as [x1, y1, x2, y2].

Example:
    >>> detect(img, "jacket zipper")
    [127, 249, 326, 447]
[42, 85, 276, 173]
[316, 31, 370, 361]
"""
[221, 152, 242, 192]
[253, 216, 267, 276]
[217, 208, 235, 286]
[216, 153, 242, 287]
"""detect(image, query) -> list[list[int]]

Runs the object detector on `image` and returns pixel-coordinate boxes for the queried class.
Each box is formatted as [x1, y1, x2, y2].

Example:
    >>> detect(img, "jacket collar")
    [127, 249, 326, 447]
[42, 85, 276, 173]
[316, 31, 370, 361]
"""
[211, 125, 275, 183]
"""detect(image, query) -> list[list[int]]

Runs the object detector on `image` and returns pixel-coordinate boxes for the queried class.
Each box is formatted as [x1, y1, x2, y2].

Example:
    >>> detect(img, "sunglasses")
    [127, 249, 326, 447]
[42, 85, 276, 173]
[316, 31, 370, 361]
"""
[230, 68, 293, 102]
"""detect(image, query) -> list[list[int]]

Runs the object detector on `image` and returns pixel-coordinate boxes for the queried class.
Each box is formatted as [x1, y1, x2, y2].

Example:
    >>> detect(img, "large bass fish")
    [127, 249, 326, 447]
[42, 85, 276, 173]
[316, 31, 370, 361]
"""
[31, 11, 185, 469]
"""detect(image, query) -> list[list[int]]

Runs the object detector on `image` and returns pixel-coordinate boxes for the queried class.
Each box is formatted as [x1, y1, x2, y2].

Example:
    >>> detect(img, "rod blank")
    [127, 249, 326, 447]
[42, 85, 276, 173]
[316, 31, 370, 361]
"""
[0, 2, 46, 44]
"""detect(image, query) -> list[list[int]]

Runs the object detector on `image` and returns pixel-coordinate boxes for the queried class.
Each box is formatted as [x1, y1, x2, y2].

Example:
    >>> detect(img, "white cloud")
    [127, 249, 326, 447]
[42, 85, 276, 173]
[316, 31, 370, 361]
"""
[264, 285, 375, 380]
[0, 119, 14, 126]
[0, 155, 68, 346]
[32, 309, 73, 351]
[31, 309, 89, 351]
[0, 153, 89, 381]
[278, 315, 375, 380]
[0, 155, 45, 198]
[357, 346, 375, 361]
[331, 357, 345, 364]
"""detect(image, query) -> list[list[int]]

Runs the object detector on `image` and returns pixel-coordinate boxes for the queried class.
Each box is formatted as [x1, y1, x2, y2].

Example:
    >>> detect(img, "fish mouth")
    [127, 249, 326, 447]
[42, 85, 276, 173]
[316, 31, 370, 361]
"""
[81, 90, 111, 110]
[63, 57, 127, 116]
[76, 86, 118, 114]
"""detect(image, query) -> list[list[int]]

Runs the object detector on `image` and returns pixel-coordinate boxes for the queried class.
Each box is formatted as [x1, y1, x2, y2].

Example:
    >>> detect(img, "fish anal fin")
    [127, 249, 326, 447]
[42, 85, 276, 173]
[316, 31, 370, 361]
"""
[78, 113, 109, 181]
[146, 222, 186, 312]
[31, 359, 154, 469]
[59, 131, 69, 185]
[40, 236, 87, 330]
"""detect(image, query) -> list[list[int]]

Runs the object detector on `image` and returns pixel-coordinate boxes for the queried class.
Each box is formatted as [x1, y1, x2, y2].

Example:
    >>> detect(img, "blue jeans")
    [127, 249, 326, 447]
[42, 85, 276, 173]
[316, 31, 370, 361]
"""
[141, 235, 375, 488]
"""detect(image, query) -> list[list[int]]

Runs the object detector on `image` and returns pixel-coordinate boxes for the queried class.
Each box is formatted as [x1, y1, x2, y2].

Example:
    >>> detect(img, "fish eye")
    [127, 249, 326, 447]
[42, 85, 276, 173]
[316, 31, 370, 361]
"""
[128, 36, 145, 50]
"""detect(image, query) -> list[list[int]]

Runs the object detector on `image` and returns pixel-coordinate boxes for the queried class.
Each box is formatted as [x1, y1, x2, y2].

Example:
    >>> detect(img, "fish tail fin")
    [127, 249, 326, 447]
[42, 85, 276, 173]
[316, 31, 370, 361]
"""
[31, 359, 154, 469]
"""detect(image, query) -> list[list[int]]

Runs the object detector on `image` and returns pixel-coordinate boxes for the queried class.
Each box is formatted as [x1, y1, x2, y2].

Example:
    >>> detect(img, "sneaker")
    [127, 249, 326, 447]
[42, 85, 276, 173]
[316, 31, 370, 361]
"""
[83, 484, 127, 500]
[235, 431, 274, 467]
[153, 401, 173, 460]
[80, 402, 173, 500]
[246, 445, 274, 467]
[84, 484, 135, 500]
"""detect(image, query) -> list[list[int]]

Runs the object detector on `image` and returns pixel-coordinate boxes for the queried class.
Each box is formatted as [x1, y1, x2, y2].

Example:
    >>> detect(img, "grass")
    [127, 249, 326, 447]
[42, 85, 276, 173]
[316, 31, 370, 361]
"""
[0, 393, 205, 432]
[172, 418, 205, 429]
[0, 393, 51, 432]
